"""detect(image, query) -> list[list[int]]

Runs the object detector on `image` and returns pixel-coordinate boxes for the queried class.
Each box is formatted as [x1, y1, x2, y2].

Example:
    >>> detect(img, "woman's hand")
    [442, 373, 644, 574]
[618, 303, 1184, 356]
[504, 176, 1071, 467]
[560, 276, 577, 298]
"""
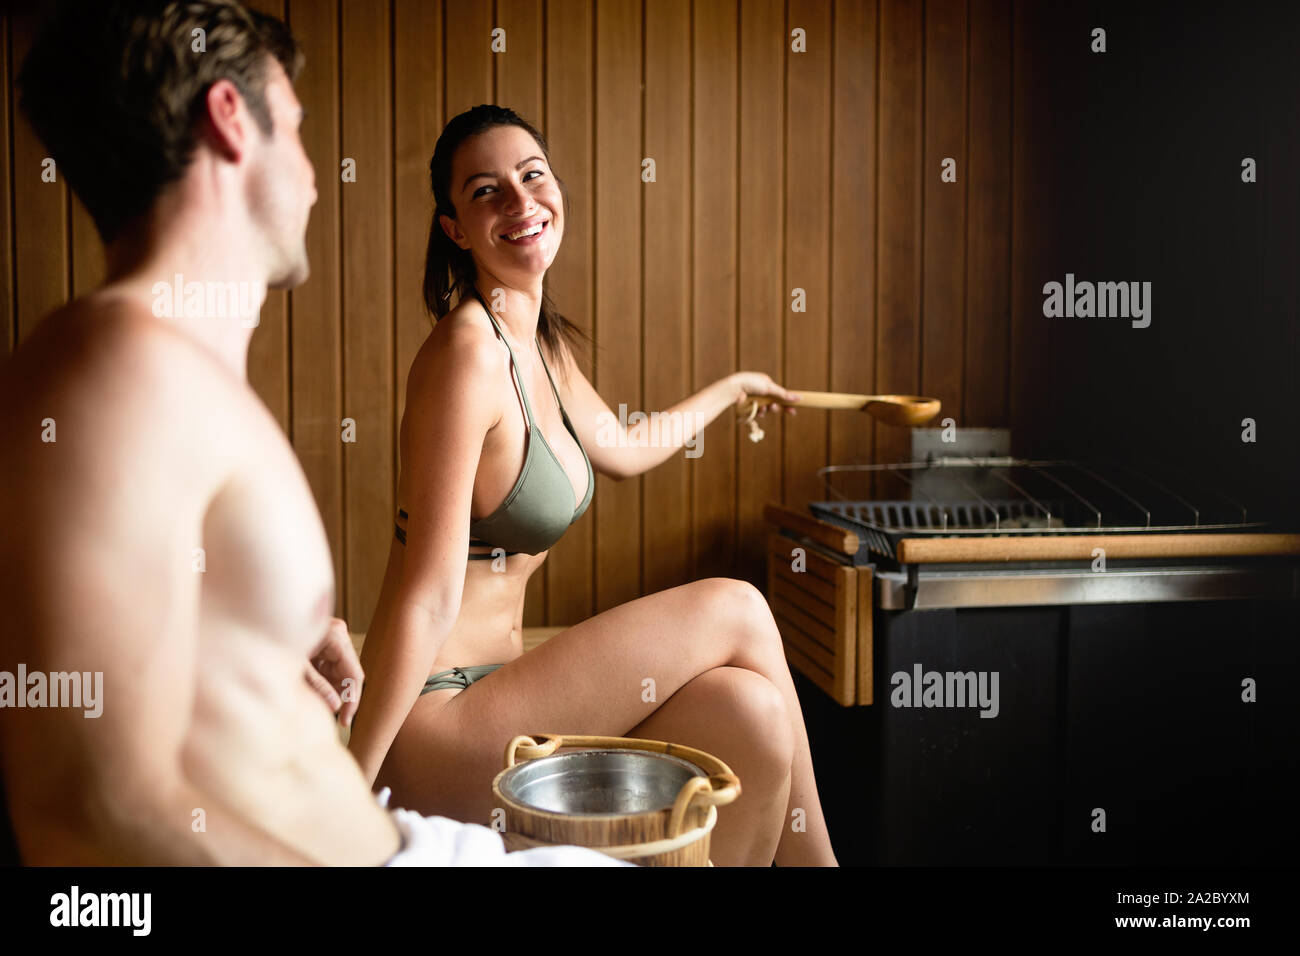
[305, 617, 365, 728]
[728, 371, 801, 417]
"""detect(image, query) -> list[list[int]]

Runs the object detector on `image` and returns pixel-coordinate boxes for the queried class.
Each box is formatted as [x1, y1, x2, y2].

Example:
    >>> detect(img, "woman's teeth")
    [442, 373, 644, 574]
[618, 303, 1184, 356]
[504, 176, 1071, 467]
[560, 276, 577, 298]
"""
[502, 221, 546, 242]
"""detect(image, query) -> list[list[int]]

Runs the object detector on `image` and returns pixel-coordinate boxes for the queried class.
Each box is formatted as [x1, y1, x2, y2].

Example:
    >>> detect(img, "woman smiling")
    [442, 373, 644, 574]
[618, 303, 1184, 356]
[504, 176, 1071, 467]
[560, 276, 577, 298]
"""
[346, 104, 836, 867]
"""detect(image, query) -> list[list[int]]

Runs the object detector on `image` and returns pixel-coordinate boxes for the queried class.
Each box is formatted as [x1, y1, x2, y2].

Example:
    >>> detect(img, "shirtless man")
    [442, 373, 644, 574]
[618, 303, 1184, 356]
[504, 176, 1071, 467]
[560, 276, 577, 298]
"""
[0, 0, 623, 867]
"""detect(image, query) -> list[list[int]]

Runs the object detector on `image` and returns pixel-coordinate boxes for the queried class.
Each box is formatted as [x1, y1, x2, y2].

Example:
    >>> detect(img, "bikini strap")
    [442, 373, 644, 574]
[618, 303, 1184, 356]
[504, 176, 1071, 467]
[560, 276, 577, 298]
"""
[470, 285, 537, 426]
[534, 337, 569, 419]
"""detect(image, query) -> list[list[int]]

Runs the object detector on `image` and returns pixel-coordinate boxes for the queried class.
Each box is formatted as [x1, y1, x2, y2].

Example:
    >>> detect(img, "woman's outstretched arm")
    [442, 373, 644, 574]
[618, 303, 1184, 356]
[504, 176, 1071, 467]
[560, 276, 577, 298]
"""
[551, 340, 801, 480]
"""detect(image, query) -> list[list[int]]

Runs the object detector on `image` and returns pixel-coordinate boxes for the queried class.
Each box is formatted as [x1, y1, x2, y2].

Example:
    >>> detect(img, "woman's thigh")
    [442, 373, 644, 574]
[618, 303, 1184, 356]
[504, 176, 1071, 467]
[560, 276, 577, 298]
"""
[382, 576, 781, 821]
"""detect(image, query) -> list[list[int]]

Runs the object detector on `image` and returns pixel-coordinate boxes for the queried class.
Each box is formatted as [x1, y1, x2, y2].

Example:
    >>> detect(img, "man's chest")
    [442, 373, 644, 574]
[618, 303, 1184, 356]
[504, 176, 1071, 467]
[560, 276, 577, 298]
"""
[196, 414, 335, 658]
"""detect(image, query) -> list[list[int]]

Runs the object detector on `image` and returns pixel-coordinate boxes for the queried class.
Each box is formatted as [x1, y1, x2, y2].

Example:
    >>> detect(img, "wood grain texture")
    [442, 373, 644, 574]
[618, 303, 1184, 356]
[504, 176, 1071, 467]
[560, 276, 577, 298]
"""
[784, 0, 833, 514]
[543, 0, 596, 626]
[643, 0, 692, 598]
[733, 0, 783, 582]
[896, 533, 1300, 563]
[495, 0, 548, 626]
[0, 0, 1035, 634]
[287, 0, 344, 616]
[828, 0, 878, 507]
[340, 0, 394, 624]
[920, 0, 967, 428]
[244, 0, 290, 434]
[873, 0, 923, 495]
[593, 0, 642, 613]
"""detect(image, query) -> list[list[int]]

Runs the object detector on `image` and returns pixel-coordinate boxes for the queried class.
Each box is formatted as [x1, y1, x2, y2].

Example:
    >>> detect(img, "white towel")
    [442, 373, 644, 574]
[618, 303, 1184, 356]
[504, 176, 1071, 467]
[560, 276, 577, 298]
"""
[382, 801, 634, 867]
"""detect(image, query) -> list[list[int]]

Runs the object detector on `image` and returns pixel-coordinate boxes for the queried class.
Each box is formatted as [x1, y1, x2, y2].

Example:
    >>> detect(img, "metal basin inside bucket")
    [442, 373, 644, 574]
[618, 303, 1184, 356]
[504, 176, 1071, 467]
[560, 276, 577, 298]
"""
[499, 749, 705, 816]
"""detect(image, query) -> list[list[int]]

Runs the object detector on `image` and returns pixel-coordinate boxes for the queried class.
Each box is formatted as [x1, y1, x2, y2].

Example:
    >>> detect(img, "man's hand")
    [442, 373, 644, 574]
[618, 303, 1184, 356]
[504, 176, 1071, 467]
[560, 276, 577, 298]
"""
[305, 618, 364, 728]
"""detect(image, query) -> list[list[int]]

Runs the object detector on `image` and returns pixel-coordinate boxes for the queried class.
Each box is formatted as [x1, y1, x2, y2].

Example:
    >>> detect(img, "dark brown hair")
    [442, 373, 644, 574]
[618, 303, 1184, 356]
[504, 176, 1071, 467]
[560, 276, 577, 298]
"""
[423, 104, 592, 374]
[17, 0, 303, 244]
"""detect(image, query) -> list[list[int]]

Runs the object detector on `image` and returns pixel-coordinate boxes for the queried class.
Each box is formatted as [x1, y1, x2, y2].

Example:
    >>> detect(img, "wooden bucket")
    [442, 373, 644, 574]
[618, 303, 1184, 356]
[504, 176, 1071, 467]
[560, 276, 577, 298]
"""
[492, 733, 741, 867]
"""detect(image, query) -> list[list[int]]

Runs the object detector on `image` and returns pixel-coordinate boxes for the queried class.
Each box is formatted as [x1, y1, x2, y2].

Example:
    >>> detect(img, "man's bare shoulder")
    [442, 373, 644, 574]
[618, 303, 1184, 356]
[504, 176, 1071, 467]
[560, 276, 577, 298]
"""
[4, 293, 225, 400]
[0, 294, 247, 484]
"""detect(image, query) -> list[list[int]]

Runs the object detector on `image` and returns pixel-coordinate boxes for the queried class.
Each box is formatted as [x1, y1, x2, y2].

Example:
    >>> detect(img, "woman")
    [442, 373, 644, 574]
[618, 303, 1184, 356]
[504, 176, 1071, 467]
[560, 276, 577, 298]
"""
[346, 105, 837, 866]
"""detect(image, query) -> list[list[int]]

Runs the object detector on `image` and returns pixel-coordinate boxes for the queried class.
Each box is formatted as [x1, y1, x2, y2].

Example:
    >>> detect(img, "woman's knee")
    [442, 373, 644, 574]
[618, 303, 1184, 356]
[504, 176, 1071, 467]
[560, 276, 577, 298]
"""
[709, 667, 795, 770]
[697, 577, 784, 658]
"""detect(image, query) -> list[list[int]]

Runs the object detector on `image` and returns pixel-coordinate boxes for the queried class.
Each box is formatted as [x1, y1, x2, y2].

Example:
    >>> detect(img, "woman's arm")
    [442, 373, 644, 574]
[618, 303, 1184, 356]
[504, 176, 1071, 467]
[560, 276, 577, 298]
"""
[551, 341, 801, 480]
[346, 327, 503, 785]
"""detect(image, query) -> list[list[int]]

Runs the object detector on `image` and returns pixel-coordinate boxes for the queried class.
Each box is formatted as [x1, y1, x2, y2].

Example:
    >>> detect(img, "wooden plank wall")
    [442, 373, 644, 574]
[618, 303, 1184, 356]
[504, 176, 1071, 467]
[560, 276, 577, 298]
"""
[1, 0, 1028, 630]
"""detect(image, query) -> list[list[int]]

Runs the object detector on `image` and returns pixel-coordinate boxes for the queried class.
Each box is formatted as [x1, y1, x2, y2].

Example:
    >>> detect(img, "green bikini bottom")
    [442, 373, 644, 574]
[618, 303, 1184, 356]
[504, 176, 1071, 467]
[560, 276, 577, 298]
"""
[420, 664, 505, 696]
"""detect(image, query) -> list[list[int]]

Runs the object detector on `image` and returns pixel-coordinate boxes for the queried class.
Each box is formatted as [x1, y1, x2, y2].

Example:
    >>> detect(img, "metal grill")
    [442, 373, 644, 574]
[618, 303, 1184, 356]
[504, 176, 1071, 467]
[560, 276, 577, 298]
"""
[810, 457, 1267, 563]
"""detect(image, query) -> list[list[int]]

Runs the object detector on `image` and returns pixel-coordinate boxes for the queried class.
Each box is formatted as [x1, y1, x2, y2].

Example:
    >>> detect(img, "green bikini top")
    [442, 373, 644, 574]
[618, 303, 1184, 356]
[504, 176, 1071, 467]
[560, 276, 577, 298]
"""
[395, 286, 593, 558]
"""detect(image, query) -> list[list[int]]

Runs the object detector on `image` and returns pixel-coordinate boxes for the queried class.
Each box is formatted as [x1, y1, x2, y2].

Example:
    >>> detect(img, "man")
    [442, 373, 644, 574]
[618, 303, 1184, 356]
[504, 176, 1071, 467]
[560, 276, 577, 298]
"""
[0, 0, 625, 867]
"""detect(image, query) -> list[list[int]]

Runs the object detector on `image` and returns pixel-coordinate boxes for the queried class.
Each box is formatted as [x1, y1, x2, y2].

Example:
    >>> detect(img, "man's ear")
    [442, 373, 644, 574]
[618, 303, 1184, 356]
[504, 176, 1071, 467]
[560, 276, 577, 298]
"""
[200, 78, 248, 162]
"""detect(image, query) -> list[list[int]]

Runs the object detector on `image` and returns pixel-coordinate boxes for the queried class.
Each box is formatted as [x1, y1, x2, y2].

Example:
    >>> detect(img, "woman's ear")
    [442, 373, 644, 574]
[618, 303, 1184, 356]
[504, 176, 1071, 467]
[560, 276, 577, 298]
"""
[439, 212, 469, 250]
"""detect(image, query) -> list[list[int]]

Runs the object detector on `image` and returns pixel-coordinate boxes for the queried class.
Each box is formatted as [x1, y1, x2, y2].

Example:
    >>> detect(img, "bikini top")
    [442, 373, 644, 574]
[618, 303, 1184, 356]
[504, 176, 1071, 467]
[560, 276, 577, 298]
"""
[394, 285, 593, 558]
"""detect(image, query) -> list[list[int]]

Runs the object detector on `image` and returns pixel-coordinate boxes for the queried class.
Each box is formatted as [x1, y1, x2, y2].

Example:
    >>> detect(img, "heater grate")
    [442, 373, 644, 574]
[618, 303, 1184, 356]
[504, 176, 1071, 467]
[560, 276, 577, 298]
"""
[809, 457, 1267, 563]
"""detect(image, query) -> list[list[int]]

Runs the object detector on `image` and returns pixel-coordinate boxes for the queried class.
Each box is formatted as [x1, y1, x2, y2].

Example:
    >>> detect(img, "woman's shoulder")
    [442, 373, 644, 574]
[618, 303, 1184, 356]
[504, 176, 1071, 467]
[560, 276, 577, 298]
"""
[407, 301, 507, 400]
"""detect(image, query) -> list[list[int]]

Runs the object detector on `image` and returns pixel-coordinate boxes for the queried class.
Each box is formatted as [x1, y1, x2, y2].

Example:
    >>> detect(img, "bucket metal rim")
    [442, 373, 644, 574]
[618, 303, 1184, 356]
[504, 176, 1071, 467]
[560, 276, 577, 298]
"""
[495, 747, 707, 818]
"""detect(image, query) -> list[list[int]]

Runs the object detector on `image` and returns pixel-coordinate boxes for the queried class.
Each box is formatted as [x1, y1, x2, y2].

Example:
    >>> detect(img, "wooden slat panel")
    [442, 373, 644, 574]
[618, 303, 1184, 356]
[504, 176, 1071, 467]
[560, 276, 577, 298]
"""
[642, 0, 691, 598]
[340, 0, 394, 628]
[244, 0, 290, 432]
[543, 0, 595, 625]
[831, 562, 856, 705]
[920, 0, 967, 427]
[288, 0, 344, 616]
[856, 564, 873, 705]
[765, 531, 844, 585]
[494, 0, 548, 627]
[731, 0, 779, 585]
[964, 0, 1011, 427]
[763, 502, 858, 554]
[0, 1, 1041, 629]
[769, 595, 832, 655]
[771, 575, 837, 633]
[501, 1, 543, 628]
[779, 626, 836, 698]
[873, 0, 923, 490]
[1, 12, 12, 356]
[10, 11, 68, 346]
[768, 538, 856, 706]
[783, 0, 833, 510]
[771, 605, 836, 671]
[593, 0, 642, 612]
[828, 0, 878, 495]
[443, 0, 492, 119]
[392, 0, 441, 442]
[771, 556, 838, 605]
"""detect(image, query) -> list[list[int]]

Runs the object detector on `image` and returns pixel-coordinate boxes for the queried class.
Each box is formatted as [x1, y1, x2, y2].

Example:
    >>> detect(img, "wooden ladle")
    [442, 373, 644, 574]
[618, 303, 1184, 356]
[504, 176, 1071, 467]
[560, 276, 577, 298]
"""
[738, 391, 941, 442]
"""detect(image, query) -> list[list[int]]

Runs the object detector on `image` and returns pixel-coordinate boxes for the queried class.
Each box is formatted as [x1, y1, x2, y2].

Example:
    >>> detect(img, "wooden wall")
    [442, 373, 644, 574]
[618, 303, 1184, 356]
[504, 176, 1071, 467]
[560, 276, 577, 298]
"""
[3, 0, 1043, 631]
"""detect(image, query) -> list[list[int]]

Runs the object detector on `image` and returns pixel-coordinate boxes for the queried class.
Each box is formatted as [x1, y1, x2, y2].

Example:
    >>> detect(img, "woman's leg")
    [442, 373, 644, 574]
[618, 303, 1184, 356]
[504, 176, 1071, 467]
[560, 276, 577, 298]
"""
[623, 666, 795, 866]
[379, 577, 837, 865]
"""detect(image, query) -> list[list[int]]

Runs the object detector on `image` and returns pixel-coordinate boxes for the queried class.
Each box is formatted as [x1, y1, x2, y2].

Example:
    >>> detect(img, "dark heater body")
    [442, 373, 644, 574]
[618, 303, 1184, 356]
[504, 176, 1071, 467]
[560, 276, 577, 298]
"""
[768, 458, 1300, 865]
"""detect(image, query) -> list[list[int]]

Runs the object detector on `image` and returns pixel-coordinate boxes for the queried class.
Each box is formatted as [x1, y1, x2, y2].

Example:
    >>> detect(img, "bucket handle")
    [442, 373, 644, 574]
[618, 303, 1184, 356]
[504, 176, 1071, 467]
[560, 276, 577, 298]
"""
[503, 733, 741, 838]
